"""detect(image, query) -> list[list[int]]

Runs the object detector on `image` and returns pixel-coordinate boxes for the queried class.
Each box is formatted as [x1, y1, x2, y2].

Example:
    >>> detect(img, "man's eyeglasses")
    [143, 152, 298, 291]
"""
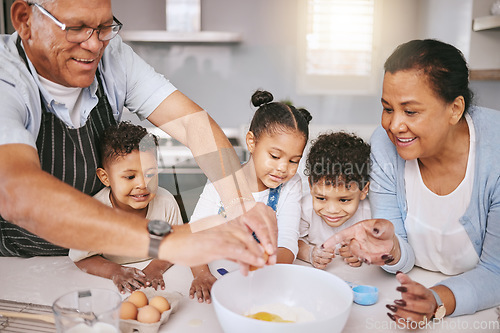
[30, 3, 123, 43]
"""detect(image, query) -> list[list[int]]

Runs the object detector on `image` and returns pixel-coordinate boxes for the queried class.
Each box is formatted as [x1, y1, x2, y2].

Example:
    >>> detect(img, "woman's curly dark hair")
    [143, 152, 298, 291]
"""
[249, 89, 312, 141]
[304, 131, 371, 189]
[100, 121, 158, 167]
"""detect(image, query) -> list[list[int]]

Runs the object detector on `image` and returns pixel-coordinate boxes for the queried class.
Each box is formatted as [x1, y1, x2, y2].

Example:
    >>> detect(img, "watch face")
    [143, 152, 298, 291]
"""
[435, 305, 446, 319]
[148, 220, 171, 236]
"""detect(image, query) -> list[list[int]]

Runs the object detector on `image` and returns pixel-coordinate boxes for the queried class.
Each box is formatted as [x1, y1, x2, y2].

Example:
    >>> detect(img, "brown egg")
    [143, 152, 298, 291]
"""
[127, 290, 148, 308]
[249, 251, 269, 271]
[137, 305, 161, 323]
[149, 296, 170, 313]
[119, 301, 138, 320]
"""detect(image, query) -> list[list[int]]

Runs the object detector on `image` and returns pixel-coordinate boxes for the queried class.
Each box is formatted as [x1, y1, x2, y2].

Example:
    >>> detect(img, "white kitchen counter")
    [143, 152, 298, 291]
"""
[0, 256, 498, 332]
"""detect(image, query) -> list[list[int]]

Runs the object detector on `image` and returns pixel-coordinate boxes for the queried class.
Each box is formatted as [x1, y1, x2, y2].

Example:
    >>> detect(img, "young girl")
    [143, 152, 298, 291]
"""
[188, 89, 312, 303]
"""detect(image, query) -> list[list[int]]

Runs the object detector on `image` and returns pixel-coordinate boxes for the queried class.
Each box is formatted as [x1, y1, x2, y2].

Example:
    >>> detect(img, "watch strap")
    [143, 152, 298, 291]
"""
[148, 234, 163, 258]
[147, 220, 172, 258]
[430, 289, 446, 319]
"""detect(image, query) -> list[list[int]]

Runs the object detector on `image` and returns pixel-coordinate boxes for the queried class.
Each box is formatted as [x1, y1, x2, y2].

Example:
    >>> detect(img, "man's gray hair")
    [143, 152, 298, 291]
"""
[26, 0, 56, 20]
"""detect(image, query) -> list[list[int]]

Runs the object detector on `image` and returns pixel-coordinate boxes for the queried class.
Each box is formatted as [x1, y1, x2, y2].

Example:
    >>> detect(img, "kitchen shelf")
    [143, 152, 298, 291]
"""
[472, 15, 500, 31]
[470, 69, 500, 80]
[120, 30, 242, 43]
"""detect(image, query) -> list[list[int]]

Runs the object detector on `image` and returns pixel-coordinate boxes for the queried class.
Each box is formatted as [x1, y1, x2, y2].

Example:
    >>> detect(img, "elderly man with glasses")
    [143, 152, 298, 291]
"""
[0, 0, 277, 273]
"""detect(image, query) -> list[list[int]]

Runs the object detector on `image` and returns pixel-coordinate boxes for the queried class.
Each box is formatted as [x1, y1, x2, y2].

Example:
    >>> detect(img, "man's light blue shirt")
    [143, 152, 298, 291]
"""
[0, 32, 176, 148]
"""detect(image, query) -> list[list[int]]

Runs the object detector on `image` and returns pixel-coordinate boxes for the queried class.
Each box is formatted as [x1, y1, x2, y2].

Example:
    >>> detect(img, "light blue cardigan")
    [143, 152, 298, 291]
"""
[369, 106, 500, 317]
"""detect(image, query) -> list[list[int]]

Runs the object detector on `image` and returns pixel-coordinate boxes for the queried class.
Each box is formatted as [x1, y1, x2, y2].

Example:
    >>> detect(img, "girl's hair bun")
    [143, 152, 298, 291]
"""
[251, 90, 274, 107]
[248, 88, 311, 142]
[297, 108, 312, 124]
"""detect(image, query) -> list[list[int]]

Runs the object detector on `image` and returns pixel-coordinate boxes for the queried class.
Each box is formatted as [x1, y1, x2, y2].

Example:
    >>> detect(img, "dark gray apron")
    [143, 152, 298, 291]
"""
[0, 38, 117, 257]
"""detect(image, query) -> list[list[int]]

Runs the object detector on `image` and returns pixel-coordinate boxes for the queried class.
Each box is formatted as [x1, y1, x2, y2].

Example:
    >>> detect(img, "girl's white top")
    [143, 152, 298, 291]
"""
[404, 113, 479, 275]
[190, 173, 303, 257]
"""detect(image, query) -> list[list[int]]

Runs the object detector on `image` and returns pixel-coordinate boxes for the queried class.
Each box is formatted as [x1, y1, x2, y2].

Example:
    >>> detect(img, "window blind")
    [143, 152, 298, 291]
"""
[306, 0, 375, 76]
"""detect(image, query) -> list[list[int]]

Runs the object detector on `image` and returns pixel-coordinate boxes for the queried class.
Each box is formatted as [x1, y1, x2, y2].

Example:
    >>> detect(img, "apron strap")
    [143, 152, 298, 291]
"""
[266, 183, 283, 212]
[15, 36, 31, 74]
[0, 37, 116, 257]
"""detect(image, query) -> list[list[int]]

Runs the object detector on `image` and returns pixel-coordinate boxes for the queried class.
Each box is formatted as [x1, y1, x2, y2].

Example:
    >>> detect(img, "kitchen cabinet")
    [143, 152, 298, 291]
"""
[120, 30, 242, 43]
[468, 1, 500, 80]
[112, 0, 242, 44]
[470, 14, 500, 80]
[472, 14, 500, 31]
[470, 69, 500, 80]
[469, 13, 500, 80]
[468, 0, 500, 81]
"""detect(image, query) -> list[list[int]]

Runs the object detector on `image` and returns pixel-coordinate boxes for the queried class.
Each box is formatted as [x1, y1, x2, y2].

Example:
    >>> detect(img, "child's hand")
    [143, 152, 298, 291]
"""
[323, 219, 396, 265]
[142, 263, 168, 290]
[339, 244, 362, 267]
[189, 270, 217, 303]
[111, 267, 147, 294]
[310, 244, 335, 270]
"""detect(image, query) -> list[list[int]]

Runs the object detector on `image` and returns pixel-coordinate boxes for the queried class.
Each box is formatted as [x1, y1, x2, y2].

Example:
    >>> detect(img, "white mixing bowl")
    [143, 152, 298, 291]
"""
[211, 264, 352, 333]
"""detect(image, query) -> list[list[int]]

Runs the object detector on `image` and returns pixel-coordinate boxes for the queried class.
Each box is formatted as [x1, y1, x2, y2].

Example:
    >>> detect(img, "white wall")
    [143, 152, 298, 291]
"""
[418, 0, 473, 58]
[112, 0, 500, 130]
[418, 0, 500, 111]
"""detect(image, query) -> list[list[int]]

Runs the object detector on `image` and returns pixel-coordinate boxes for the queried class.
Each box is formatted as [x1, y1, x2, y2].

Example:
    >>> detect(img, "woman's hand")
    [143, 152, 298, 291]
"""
[309, 245, 335, 269]
[323, 219, 397, 265]
[111, 267, 147, 294]
[338, 244, 362, 267]
[189, 269, 217, 304]
[386, 272, 438, 328]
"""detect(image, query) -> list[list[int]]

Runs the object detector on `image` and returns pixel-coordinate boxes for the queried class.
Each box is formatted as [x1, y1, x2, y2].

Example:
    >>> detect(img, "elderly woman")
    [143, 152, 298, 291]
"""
[324, 39, 500, 324]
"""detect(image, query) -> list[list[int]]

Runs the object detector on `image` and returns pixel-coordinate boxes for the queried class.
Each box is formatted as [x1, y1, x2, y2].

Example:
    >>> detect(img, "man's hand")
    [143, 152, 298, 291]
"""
[236, 202, 278, 263]
[160, 220, 270, 275]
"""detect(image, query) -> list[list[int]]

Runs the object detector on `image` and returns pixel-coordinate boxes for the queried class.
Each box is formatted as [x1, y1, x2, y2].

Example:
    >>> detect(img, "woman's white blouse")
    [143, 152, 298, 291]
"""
[404, 114, 479, 275]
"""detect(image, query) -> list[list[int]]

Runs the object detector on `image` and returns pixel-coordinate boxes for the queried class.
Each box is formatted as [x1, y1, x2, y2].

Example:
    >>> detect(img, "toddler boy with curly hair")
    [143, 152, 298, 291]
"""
[297, 131, 371, 269]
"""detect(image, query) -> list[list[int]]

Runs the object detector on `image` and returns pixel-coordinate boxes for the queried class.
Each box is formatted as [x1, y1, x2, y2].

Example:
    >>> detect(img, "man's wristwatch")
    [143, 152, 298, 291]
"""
[430, 289, 446, 320]
[147, 220, 172, 258]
